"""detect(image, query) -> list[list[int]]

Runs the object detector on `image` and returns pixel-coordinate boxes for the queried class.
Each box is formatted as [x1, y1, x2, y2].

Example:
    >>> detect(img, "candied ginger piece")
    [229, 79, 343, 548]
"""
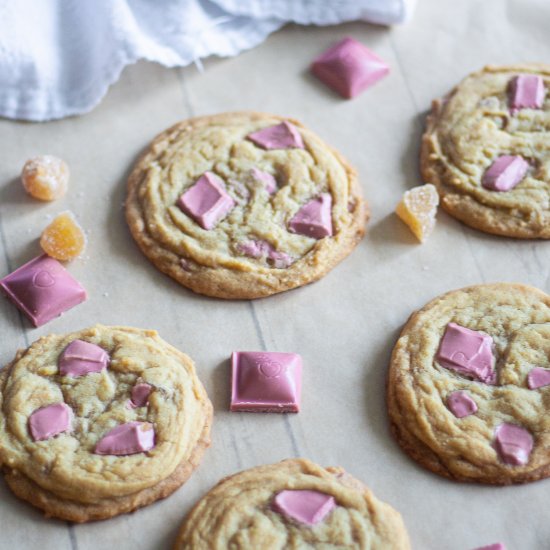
[21, 155, 69, 201]
[396, 183, 439, 243]
[40, 211, 87, 261]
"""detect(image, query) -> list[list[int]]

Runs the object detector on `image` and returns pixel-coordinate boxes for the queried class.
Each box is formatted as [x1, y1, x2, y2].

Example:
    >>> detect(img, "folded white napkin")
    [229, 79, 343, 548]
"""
[0, 0, 415, 121]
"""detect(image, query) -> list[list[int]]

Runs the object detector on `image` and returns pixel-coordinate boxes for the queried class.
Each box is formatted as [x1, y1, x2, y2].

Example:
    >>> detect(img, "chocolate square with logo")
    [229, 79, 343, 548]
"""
[0, 254, 87, 327]
[230, 351, 302, 412]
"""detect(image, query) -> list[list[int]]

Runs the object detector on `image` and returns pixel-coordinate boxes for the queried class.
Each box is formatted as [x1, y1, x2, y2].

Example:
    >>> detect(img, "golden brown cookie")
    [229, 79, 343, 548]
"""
[126, 111, 368, 299]
[388, 283, 550, 484]
[0, 325, 212, 522]
[421, 64, 550, 238]
[174, 458, 410, 549]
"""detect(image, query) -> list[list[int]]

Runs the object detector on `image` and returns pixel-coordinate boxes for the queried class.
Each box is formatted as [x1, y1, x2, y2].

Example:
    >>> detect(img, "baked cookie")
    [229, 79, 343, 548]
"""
[388, 283, 550, 484]
[0, 325, 212, 522]
[421, 64, 550, 238]
[174, 458, 410, 549]
[126, 111, 368, 299]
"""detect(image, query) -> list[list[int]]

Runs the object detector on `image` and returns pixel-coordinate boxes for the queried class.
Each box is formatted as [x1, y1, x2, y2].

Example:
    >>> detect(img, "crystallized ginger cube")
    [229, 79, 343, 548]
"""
[396, 183, 439, 243]
[21, 155, 69, 201]
[40, 211, 86, 261]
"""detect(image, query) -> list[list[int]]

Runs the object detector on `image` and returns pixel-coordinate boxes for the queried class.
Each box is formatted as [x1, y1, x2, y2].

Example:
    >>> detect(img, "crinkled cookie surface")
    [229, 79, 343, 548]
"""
[0, 325, 212, 521]
[421, 64, 550, 238]
[388, 283, 550, 484]
[174, 458, 410, 549]
[126, 111, 367, 298]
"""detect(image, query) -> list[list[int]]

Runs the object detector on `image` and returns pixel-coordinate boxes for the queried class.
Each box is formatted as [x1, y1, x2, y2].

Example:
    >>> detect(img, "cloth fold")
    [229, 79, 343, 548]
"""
[0, 0, 415, 121]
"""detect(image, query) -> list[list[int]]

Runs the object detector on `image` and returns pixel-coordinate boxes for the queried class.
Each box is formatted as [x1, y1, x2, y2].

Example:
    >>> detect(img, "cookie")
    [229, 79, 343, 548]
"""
[421, 64, 550, 238]
[174, 458, 410, 549]
[126, 111, 368, 299]
[387, 283, 550, 484]
[0, 325, 212, 522]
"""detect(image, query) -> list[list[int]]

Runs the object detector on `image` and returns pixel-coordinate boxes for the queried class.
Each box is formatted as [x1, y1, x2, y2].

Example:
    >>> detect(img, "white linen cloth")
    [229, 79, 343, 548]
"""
[0, 0, 415, 121]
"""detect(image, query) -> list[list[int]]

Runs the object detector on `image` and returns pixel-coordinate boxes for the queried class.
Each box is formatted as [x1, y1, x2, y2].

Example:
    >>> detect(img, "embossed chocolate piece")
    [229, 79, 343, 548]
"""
[0, 254, 87, 326]
[230, 351, 302, 412]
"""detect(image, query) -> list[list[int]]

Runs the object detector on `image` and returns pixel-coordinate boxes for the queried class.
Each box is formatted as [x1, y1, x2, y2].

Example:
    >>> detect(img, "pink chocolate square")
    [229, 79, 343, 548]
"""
[437, 323, 495, 384]
[311, 37, 389, 99]
[58, 339, 109, 377]
[509, 74, 545, 111]
[177, 172, 235, 230]
[0, 254, 87, 327]
[288, 193, 333, 239]
[247, 122, 304, 150]
[230, 351, 302, 413]
[482, 155, 529, 192]
[273, 490, 335, 525]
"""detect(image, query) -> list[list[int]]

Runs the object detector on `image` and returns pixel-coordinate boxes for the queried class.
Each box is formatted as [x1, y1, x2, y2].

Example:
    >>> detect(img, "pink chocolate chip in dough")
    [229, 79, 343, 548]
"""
[177, 172, 235, 230]
[472, 544, 506, 550]
[273, 490, 335, 525]
[437, 323, 496, 384]
[95, 421, 155, 455]
[238, 240, 292, 268]
[238, 239, 268, 259]
[230, 351, 302, 413]
[29, 403, 72, 441]
[0, 254, 87, 327]
[247, 122, 304, 150]
[130, 383, 153, 408]
[494, 423, 533, 466]
[509, 74, 545, 111]
[447, 391, 478, 418]
[250, 167, 277, 194]
[288, 193, 333, 239]
[58, 339, 109, 377]
[527, 367, 550, 389]
[482, 155, 529, 192]
[268, 248, 292, 268]
[311, 37, 389, 99]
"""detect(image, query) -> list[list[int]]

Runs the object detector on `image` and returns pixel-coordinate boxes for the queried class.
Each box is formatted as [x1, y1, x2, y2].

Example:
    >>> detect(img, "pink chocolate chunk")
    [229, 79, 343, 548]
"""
[130, 383, 153, 407]
[472, 544, 506, 550]
[0, 254, 87, 327]
[230, 351, 302, 413]
[247, 122, 304, 150]
[437, 323, 496, 384]
[273, 490, 335, 525]
[509, 74, 545, 111]
[250, 167, 277, 194]
[482, 155, 529, 192]
[494, 423, 533, 466]
[238, 239, 267, 259]
[238, 239, 292, 268]
[95, 421, 155, 455]
[527, 367, 550, 389]
[447, 390, 478, 418]
[311, 37, 389, 99]
[288, 193, 333, 239]
[58, 339, 109, 377]
[28, 402, 72, 441]
[177, 172, 235, 230]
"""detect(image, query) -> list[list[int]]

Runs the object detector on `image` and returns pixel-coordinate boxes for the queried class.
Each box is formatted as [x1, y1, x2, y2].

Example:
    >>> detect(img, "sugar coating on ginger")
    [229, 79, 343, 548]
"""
[396, 183, 439, 243]
[21, 155, 69, 201]
[40, 211, 87, 261]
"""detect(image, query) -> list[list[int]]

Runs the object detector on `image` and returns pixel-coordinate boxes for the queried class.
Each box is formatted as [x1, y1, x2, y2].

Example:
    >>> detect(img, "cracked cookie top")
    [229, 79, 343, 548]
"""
[388, 283, 550, 484]
[0, 325, 211, 506]
[174, 459, 410, 549]
[126, 111, 367, 299]
[421, 64, 550, 238]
